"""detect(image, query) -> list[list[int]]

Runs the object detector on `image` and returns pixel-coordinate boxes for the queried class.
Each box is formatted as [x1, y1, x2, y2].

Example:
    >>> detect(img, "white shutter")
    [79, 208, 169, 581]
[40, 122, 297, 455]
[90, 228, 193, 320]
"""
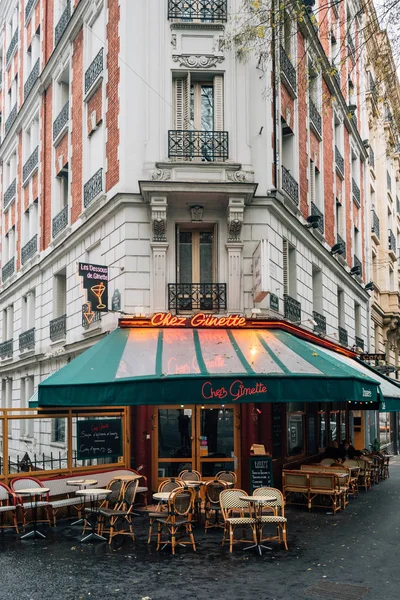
[213, 75, 224, 131]
[309, 160, 315, 205]
[174, 73, 190, 130]
[283, 239, 289, 296]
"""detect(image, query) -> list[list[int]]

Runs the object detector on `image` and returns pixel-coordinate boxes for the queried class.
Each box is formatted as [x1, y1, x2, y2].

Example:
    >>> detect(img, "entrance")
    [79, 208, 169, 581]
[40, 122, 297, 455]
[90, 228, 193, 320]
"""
[153, 405, 240, 486]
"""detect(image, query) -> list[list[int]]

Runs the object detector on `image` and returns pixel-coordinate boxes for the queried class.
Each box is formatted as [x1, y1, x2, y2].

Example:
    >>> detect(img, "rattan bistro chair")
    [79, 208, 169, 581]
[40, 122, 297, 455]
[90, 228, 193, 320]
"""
[254, 487, 288, 551]
[216, 471, 237, 485]
[91, 478, 123, 535]
[320, 458, 337, 466]
[147, 478, 184, 544]
[0, 482, 18, 534]
[220, 489, 257, 553]
[99, 479, 139, 545]
[156, 487, 196, 554]
[179, 469, 201, 483]
[204, 479, 227, 531]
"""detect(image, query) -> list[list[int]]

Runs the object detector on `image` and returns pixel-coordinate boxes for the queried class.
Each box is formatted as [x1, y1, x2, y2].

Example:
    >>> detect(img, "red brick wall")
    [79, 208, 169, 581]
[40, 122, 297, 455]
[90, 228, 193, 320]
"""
[297, 33, 308, 219]
[32, 172, 38, 201]
[344, 130, 352, 264]
[87, 86, 103, 136]
[40, 86, 52, 250]
[71, 28, 83, 224]
[106, 0, 120, 192]
[322, 81, 334, 248]
[55, 135, 69, 174]
[43, 0, 54, 65]
[24, 185, 29, 212]
[16, 132, 22, 270]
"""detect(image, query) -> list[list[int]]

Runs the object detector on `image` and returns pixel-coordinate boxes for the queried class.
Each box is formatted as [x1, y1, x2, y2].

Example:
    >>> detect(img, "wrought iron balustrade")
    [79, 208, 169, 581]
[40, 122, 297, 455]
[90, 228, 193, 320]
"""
[4, 179, 16, 208]
[53, 101, 69, 140]
[331, 62, 340, 87]
[338, 326, 348, 346]
[313, 311, 326, 335]
[284, 294, 301, 323]
[337, 233, 346, 256]
[85, 48, 104, 94]
[19, 328, 35, 352]
[52, 205, 68, 238]
[25, 0, 36, 22]
[353, 254, 362, 277]
[309, 98, 322, 137]
[335, 146, 344, 178]
[280, 46, 297, 94]
[387, 170, 392, 192]
[369, 148, 375, 170]
[5, 104, 17, 136]
[352, 178, 360, 207]
[21, 234, 38, 265]
[50, 314, 67, 341]
[55, 0, 71, 46]
[310, 202, 324, 234]
[281, 166, 299, 205]
[168, 283, 227, 313]
[347, 35, 356, 63]
[168, 130, 229, 162]
[2, 257, 15, 282]
[24, 58, 39, 100]
[355, 336, 364, 351]
[0, 339, 13, 359]
[6, 28, 18, 65]
[168, 0, 227, 21]
[371, 210, 380, 239]
[84, 168, 103, 208]
[388, 229, 397, 255]
[22, 146, 39, 183]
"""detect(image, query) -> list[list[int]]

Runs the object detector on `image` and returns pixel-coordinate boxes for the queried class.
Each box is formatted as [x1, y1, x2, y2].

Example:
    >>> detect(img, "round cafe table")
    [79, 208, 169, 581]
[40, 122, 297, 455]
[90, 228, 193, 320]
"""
[240, 494, 278, 555]
[153, 492, 171, 503]
[76, 488, 111, 542]
[67, 479, 98, 526]
[18, 488, 50, 540]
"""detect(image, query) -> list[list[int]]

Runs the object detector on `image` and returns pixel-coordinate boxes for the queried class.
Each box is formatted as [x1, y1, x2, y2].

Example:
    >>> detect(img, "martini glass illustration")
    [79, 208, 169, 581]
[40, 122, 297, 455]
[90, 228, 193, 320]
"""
[91, 281, 106, 309]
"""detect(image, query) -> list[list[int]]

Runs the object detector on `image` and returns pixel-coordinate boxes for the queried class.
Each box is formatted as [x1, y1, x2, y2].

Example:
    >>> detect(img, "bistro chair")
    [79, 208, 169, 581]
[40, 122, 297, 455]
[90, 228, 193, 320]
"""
[320, 458, 337, 466]
[204, 479, 227, 532]
[179, 469, 201, 483]
[253, 487, 288, 551]
[10, 476, 52, 530]
[99, 479, 139, 545]
[216, 470, 237, 485]
[355, 459, 372, 491]
[308, 473, 343, 514]
[92, 478, 123, 536]
[219, 489, 257, 553]
[147, 478, 184, 544]
[0, 482, 19, 534]
[156, 487, 196, 555]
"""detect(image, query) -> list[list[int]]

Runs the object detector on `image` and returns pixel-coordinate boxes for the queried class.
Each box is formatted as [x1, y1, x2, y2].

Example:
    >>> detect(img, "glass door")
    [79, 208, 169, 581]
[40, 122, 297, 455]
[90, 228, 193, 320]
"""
[196, 405, 237, 478]
[154, 406, 196, 479]
[177, 228, 215, 311]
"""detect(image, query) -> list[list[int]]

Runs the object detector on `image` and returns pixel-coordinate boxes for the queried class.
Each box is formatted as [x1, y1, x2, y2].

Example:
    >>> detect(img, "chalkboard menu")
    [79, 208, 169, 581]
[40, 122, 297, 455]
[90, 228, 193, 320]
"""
[272, 403, 283, 458]
[249, 456, 274, 493]
[77, 418, 122, 460]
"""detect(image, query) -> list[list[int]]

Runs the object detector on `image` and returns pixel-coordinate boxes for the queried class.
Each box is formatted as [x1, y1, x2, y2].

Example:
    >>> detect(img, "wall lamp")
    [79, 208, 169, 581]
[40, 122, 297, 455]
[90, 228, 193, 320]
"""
[350, 266, 362, 277]
[330, 242, 345, 256]
[365, 281, 374, 292]
[305, 214, 322, 229]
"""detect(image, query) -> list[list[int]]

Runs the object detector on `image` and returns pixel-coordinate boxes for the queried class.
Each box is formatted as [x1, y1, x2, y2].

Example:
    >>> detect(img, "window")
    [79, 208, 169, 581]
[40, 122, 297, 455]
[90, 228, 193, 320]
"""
[1, 377, 13, 436]
[21, 291, 36, 333]
[281, 117, 295, 173]
[4, 226, 15, 263]
[52, 418, 66, 443]
[2, 305, 14, 342]
[54, 270, 67, 318]
[281, 9, 292, 56]
[337, 287, 345, 327]
[56, 165, 69, 211]
[379, 412, 390, 446]
[374, 323, 380, 353]
[283, 240, 297, 298]
[23, 199, 38, 245]
[354, 302, 361, 339]
[329, 410, 339, 443]
[20, 376, 34, 438]
[336, 198, 343, 239]
[318, 406, 326, 448]
[312, 265, 323, 314]
[309, 160, 322, 209]
[287, 403, 305, 456]
[173, 74, 224, 138]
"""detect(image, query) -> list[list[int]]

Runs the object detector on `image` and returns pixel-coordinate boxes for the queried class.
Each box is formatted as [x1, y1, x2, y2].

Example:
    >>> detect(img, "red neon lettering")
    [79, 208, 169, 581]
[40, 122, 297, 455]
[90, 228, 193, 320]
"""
[150, 312, 246, 328]
[229, 380, 267, 401]
[201, 381, 228, 400]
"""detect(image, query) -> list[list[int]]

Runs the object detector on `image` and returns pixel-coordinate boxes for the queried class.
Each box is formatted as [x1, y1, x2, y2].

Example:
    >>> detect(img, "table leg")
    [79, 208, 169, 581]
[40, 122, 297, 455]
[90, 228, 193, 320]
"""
[80, 496, 107, 543]
[21, 494, 46, 540]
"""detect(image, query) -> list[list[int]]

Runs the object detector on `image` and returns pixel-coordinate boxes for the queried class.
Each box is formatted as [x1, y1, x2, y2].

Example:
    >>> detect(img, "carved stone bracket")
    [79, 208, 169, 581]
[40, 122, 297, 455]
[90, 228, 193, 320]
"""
[226, 169, 255, 183]
[172, 54, 224, 69]
[150, 168, 171, 181]
[150, 197, 168, 242]
[227, 198, 245, 242]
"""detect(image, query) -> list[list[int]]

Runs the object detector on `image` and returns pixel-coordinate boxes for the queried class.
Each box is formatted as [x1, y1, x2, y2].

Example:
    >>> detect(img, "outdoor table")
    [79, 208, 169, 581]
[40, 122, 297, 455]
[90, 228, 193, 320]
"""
[115, 474, 142, 481]
[18, 488, 50, 540]
[153, 492, 171, 503]
[76, 488, 111, 542]
[67, 479, 98, 526]
[240, 494, 278, 555]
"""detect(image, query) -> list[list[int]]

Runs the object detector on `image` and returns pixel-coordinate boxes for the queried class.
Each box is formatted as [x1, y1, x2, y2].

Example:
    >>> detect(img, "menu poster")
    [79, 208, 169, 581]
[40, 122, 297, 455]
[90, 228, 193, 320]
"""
[77, 418, 122, 460]
[249, 456, 273, 493]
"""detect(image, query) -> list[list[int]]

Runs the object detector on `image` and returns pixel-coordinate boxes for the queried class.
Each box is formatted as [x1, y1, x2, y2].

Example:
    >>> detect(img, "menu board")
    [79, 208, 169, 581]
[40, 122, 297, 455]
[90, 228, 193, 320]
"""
[272, 403, 283, 458]
[77, 418, 122, 460]
[249, 456, 273, 493]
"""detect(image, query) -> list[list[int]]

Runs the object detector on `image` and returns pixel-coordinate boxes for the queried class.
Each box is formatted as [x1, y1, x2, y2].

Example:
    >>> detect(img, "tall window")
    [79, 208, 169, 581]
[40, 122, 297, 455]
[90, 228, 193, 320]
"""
[337, 287, 345, 328]
[2, 304, 14, 342]
[354, 302, 361, 339]
[20, 376, 34, 438]
[287, 403, 305, 456]
[312, 266, 323, 314]
[283, 240, 297, 299]
[23, 199, 38, 245]
[54, 270, 67, 318]
[21, 291, 36, 333]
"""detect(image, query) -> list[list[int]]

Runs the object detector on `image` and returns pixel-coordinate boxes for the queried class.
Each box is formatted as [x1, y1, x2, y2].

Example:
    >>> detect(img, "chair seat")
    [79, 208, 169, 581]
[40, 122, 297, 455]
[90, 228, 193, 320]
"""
[156, 516, 191, 525]
[226, 517, 256, 525]
[99, 508, 128, 518]
[137, 486, 148, 494]
[259, 516, 287, 523]
[148, 511, 163, 518]
[51, 498, 81, 508]
[0, 505, 16, 512]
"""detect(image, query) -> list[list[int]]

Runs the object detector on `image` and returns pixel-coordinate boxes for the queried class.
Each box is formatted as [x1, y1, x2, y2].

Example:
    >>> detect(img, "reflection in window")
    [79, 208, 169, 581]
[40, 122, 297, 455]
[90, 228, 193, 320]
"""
[319, 411, 326, 448]
[379, 412, 390, 445]
[329, 411, 338, 443]
[287, 403, 305, 456]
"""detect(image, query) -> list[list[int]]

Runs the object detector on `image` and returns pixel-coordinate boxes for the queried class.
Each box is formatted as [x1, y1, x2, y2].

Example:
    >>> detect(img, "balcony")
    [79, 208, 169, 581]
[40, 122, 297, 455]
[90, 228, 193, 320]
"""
[369, 73, 378, 105]
[2, 257, 15, 282]
[22, 146, 39, 183]
[24, 58, 40, 100]
[4, 179, 16, 209]
[388, 229, 397, 260]
[352, 178, 360, 208]
[387, 170, 392, 193]
[25, 0, 36, 22]
[83, 168, 103, 208]
[281, 166, 299, 205]
[52, 205, 68, 238]
[0, 339, 13, 359]
[55, 0, 71, 46]
[347, 35, 356, 64]
[355, 336, 364, 351]
[337, 233, 346, 257]
[284, 294, 301, 323]
[280, 46, 297, 96]
[168, 283, 227, 313]
[311, 202, 324, 235]
[168, 130, 229, 162]
[338, 326, 348, 347]
[353, 254, 362, 278]
[21, 234, 38, 265]
[6, 28, 18, 65]
[168, 0, 227, 22]
[313, 311, 326, 335]
[371, 210, 380, 242]
[369, 148, 375, 170]
[53, 101, 69, 141]
[5, 104, 17, 136]
[309, 98, 322, 138]
[50, 314, 67, 342]
[85, 48, 104, 95]
[331, 62, 340, 87]
[335, 146, 344, 179]
[19, 328, 35, 353]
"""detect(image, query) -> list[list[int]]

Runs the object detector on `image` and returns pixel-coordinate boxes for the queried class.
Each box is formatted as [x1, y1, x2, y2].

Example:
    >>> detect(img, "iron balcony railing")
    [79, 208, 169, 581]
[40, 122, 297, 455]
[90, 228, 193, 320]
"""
[338, 326, 348, 346]
[0, 339, 13, 359]
[281, 166, 299, 205]
[347, 35, 356, 63]
[369, 73, 378, 104]
[5, 103, 17, 136]
[25, 0, 36, 22]
[371, 210, 380, 239]
[355, 336, 364, 351]
[21, 234, 38, 265]
[168, 283, 227, 313]
[53, 101, 69, 140]
[19, 328, 35, 352]
[84, 168, 103, 208]
[309, 98, 322, 137]
[331, 62, 340, 87]
[387, 170, 392, 193]
[2, 257, 15, 282]
[6, 28, 18, 65]
[85, 48, 104, 94]
[24, 58, 40, 100]
[4, 179, 16, 209]
[353, 254, 362, 277]
[337, 233, 346, 256]
[55, 0, 71, 46]
[284, 294, 301, 323]
[52, 205, 68, 238]
[50, 314, 67, 342]
[168, 130, 229, 162]
[352, 178, 360, 207]
[369, 148, 375, 170]
[168, 0, 227, 21]
[311, 202, 324, 235]
[280, 46, 297, 94]
[313, 311, 326, 335]
[335, 146, 344, 179]
[388, 229, 397, 255]
[22, 146, 39, 183]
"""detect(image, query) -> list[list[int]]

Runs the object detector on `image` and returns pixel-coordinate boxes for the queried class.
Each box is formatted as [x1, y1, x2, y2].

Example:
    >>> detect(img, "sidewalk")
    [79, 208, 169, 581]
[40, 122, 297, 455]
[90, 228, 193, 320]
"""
[1, 460, 400, 600]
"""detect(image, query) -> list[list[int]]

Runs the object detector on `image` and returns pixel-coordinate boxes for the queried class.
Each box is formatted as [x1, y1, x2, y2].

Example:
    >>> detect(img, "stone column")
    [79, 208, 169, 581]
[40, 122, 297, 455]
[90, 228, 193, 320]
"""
[150, 196, 168, 313]
[226, 198, 245, 314]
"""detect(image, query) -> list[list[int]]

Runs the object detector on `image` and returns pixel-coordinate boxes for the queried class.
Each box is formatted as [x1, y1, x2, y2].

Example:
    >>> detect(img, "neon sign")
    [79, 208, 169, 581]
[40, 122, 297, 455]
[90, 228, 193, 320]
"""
[150, 312, 246, 328]
[201, 380, 267, 402]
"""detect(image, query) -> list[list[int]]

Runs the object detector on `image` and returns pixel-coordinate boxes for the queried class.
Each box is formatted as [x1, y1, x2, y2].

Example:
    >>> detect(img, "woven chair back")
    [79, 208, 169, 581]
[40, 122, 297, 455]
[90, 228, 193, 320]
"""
[283, 471, 308, 488]
[205, 480, 226, 504]
[253, 486, 283, 509]
[343, 459, 359, 469]
[168, 488, 194, 517]
[216, 470, 237, 484]
[219, 489, 249, 520]
[106, 479, 124, 506]
[309, 473, 337, 491]
[159, 478, 184, 492]
[179, 470, 201, 482]
[122, 479, 139, 509]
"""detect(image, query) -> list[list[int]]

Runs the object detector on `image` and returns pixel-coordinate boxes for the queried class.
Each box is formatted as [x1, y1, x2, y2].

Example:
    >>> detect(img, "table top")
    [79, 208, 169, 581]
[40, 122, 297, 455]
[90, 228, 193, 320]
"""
[117, 474, 142, 481]
[184, 481, 204, 487]
[153, 492, 171, 501]
[240, 495, 278, 503]
[18, 488, 50, 495]
[67, 479, 98, 486]
[77, 488, 111, 496]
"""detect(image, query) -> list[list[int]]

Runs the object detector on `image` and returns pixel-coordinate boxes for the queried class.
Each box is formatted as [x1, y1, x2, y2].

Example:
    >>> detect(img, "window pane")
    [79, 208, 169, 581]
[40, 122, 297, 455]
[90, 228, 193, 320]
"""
[179, 231, 192, 283]
[200, 232, 213, 282]
[379, 412, 390, 445]
[329, 412, 338, 443]
[287, 413, 304, 456]
[319, 412, 326, 448]
[158, 409, 192, 459]
[199, 407, 233, 456]
[201, 85, 214, 131]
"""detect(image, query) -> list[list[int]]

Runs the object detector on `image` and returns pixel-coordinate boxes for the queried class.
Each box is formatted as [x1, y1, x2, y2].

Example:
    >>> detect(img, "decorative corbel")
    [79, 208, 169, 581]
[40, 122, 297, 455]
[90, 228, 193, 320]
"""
[150, 197, 168, 243]
[227, 198, 245, 242]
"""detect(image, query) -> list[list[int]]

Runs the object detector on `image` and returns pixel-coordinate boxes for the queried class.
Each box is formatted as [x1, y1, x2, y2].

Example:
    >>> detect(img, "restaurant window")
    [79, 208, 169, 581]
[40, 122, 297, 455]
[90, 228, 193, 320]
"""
[329, 410, 339, 443]
[287, 402, 305, 456]
[379, 412, 390, 446]
[318, 407, 326, 449]
[339, 409, 346, 443]
[52, 418, 66, 444]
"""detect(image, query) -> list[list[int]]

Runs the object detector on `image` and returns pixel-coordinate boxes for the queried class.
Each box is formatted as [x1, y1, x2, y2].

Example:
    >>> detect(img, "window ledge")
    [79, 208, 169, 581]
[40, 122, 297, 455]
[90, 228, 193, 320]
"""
[19, 348, 36, 358]
[0, 356, 14, 363]
[49, 338, 66, 347]
[84, 74, 103, 103]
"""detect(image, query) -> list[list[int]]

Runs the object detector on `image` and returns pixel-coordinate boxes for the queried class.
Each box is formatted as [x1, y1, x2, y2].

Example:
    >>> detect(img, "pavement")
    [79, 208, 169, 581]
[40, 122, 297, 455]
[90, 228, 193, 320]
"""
[1, 460, 400, 600]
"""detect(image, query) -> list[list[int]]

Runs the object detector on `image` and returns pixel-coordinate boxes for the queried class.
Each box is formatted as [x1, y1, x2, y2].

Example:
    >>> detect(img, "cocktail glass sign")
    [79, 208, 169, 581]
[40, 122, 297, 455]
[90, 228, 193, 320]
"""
[78, 263, 109, 312]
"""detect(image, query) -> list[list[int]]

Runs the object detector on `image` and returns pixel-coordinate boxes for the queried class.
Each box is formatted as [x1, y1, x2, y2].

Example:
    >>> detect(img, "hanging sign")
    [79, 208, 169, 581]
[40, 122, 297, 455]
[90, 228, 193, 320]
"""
[270, 293, 279, 312]
[150, 312, 246, 328]
[82, 302, 101, 328]
[252, 240, 269, 303]
[78, 262, 109, 312]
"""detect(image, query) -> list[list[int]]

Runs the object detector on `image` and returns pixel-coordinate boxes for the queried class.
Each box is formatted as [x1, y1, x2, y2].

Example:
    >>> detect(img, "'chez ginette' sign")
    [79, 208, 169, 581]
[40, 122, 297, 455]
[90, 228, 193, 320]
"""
[150, 312, 246, 328]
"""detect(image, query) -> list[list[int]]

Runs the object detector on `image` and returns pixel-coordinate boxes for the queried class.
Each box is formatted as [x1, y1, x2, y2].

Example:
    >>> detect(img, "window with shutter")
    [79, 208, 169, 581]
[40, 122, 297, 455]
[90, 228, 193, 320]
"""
[309, 160, 315, 205]
[213, 75, 224, 131]
[283, 239, 289, 296]
[174, 73, 190, 130]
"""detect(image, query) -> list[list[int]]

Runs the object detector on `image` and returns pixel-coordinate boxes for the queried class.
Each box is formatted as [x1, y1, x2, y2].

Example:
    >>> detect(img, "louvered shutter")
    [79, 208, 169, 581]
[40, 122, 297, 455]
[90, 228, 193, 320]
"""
[174, 73, 190, 130]
[309, 160, 315, 205]
[283, 239, 289, 297]
[213, 75, 224, 131]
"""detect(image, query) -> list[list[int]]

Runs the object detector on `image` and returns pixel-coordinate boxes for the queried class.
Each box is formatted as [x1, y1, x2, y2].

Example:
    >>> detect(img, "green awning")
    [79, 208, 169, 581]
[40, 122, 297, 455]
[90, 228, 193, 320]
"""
[37, 327, 380, 407]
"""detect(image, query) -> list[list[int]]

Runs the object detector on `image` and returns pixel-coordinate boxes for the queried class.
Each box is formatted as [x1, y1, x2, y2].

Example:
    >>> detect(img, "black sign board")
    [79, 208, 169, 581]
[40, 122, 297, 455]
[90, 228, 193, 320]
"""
[81, 302, 101, 328]
[270, 293, 279, 312]
[78, 262, 109, 312]
[249, 456, 273, 493]
[272, 403, 283, 458]
[77, 418, 122, 460]
[360, 353, 386, 362]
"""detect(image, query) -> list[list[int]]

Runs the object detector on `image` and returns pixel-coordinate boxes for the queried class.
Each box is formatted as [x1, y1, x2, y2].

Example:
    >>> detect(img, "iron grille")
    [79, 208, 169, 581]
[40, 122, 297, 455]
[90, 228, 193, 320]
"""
[338, 326, 348, 346]
[4, 179, 16, 208]
[371, 210, 380, 239]
[347, 35, 356, 63]
[6, 28, 18, 65]
[311, 202, 324, 235]
[82, 306, 101, 328]
[369, 148, 375, 170]
[335, 146, 344, 179]
[388, 229, 396, 255]
[21, 234, 38, 265]
[25, 0, 36, 22]
[0, 339, 13, 359]
[53, 101, 69, 140]
[280, 46, 297, 94]
[2, 257, 15, 281]
[282, 166, 299, 205]
[352, 178, 360, 207]
[83, 168, 103, 208]
[5, 103, 17, 136]
[355, 336, 364, 351]
[387, 170, 392, 192]
[55, 0, 71, 46]
[168, 130, 229, 161]
[168, 0, 227, 21]
[337, 233, 346, 256]
[85, 48, 104, 94]
[52, 205, 68, 238]
[19, 328, 35, 352]
[353, 254, 362, 277]
[22, 146, 39, 183]
[309, 98, 322, 137]
[24, 58, 40, 100]
[313, 311, 326, 335]
[331, 62, 340, 87]
[50, 314, 67, 341]
[168, 283, 227, 313]
[284, 294, 301, 323]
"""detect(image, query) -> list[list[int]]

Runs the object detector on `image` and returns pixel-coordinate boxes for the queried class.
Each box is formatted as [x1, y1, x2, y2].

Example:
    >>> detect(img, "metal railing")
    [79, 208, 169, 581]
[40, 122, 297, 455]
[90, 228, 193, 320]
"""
[25, 0, 36, 22]
[331, 62, 340, 87]
[168, 130, 229, 161]
[53, 101, 69, 141]
[313, 311, 326, 335]
[0, 339, 13, 359]
[4, 179, 16, 209]
[369, 148, 375, 170]
[352, 178, 360, 207]
[353, 254, 362, 277]
[388, 229, 397, 255]
[387, 170, 392, 193]
[85, 48, 104, 94]
[22, 146, 39, 183]
[50, 314, 67, 342]
[309, 98, 322, 137]
[21, 234, 38, 265]
[284, 294, 301, 323]
[168, 0, 227, 21]
[19, 328, 35, 352]
[337, 233, 346, 256]
[24, 58, 40, 100]
[6, 28, 18, 65]
[55, 0, 71, 46]
[371, 210, 380, 239]
[282, 166, 299, 205]
[355, 336, 364, 351]
[52, 205, 69, 238]
[280, 46, 297, 94]
[347, 35, 356, 63]
[2, 257, 15, 282]
[311, 202, 324, 235]
[168, 283, 227, 313]
[5, 103, 17, 136]
[335, 146, 344, 178]
[338, 326, 348, 346]
[83, 168, 103, 208]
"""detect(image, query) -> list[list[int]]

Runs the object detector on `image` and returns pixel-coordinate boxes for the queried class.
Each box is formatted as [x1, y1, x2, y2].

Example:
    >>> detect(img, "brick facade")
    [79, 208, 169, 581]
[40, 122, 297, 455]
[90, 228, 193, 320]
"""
[106, 0, 120, 192]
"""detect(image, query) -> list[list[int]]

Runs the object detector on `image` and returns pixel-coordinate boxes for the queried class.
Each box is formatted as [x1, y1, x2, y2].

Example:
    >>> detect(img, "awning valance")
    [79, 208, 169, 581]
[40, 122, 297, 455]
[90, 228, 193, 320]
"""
[37, 327, 380, 407]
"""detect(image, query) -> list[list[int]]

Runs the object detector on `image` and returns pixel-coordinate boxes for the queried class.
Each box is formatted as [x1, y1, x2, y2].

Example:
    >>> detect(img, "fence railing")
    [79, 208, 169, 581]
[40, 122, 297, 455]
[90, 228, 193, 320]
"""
[371, 210, 380, 239]
[311, 201, 324, 235]
[168, 0, 227, 21]
[282, 166, 299, 205]
[55, 0, 71, 46]
[83, 168, 103, 208]
[280, 45, 297, 94]
[284, 294, 301, 323]
[168, 130, 229, 161]
[168, 283, 227, 313]
[85, 48, 104, 94]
